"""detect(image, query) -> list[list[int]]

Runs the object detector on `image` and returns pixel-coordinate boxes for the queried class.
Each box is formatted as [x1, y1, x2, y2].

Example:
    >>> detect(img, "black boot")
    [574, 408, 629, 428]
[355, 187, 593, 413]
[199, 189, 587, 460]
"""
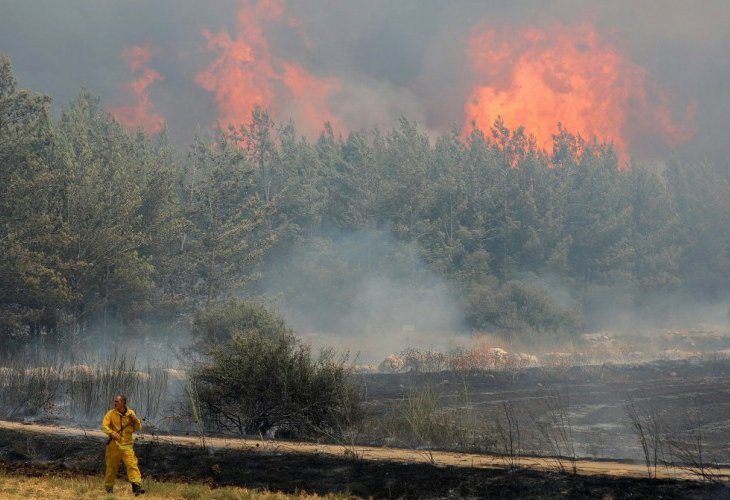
[132, 483, 145, 496]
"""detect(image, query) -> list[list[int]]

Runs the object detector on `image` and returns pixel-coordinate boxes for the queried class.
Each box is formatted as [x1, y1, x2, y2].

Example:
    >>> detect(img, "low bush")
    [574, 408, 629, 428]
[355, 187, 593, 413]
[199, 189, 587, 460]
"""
[463, 280, 583, 339]
[191, 299, 290, 347]
[190, 300, 363, 439]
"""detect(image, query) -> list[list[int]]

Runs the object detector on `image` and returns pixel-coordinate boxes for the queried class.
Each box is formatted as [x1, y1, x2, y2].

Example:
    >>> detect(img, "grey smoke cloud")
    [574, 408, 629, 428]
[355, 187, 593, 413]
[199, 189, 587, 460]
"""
[1, 0, 728, 160]
[258, 228, 466, 363]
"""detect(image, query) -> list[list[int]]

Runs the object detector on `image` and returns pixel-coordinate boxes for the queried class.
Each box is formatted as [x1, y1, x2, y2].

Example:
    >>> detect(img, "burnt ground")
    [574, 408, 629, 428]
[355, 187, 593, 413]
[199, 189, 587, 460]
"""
[360, 359, 730, 462]
[0, 425, 728, 499]
[2, 358, 730, 498]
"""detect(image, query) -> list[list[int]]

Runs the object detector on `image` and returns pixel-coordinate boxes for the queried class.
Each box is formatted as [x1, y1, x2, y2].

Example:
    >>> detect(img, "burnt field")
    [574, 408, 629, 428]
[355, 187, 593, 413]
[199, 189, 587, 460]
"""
[0, 417, 728, 499]
[1, 358, 730, 498]
[359, 358, 730, 465]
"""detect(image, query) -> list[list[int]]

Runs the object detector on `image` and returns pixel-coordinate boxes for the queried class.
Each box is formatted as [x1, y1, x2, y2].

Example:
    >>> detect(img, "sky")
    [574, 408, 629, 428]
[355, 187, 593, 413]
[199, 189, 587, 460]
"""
[1, 0, 729, 163]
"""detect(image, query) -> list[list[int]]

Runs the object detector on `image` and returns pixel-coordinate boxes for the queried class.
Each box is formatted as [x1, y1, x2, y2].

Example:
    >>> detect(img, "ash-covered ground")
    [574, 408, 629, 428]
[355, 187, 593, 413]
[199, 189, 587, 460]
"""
[362, 358, 730, 463]
[2, 350, 730, 497]
[1, 419, 728, 499]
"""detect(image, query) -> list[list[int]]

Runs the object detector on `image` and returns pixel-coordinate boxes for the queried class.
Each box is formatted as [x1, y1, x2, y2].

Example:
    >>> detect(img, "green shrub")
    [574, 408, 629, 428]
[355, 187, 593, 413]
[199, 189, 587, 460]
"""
[463, 280, 583, 338]
[190, 301, 363, 439]
[494, 281, 583, 335]
[191, 299, 290, 346]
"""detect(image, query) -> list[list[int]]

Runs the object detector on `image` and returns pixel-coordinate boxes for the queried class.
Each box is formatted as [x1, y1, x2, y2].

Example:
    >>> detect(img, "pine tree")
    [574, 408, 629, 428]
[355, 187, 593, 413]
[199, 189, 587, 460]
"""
[0, 55, 70, 341]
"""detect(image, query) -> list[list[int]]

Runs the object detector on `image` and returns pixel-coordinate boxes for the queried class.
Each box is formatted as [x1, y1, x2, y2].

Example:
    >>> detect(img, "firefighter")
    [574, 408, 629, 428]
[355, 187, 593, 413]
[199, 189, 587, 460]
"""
[102, 394, 145, 495]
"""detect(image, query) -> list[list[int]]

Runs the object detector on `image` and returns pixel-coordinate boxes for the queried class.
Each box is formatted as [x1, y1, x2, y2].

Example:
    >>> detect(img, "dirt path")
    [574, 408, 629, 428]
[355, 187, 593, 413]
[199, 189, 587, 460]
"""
[2, 419, 727, 482]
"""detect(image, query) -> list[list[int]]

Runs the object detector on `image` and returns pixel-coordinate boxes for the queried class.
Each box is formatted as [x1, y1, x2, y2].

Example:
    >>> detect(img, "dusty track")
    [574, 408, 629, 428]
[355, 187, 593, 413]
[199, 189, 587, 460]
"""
[1, 419, 728, 483]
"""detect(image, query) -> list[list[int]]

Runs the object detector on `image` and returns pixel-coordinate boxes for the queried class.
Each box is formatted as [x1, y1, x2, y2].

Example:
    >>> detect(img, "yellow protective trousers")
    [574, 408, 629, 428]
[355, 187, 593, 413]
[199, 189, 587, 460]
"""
[104, 442, 142, 487]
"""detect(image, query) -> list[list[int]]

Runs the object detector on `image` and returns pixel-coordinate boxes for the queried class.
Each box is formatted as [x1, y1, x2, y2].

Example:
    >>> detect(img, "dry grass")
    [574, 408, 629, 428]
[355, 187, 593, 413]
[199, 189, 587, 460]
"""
[0, 472, 343, 500]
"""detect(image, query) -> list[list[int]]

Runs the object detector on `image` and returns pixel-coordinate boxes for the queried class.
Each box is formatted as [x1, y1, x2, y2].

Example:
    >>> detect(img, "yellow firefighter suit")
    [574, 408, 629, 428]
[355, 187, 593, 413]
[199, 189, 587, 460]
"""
[102, 407, 142, 488]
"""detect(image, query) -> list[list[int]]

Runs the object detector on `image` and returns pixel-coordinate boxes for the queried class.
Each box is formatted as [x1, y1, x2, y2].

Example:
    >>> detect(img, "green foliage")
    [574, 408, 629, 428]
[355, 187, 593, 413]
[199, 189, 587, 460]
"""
[181, 127, 271, 306]
[1, 52, 729, 343]
[0, 237, 70, 335]
[54, 91, 159, 327]
[463, 280, 583, 338]
[629, 163, 681, 290]
[495, 281, 583, 336]
[666, 159, 730, 291]
[191, 301, 362, 438]
[564, 142, 634, 283]
[0, 55, 71, 339]
[191, 298, 290, 346]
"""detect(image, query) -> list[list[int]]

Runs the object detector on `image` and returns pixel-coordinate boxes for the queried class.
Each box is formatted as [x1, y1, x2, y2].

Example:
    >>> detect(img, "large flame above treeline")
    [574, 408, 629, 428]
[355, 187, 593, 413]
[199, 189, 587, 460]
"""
[194, 0, 340, 136]
[109, 1, 696, 162]
[463, 23, 696, 163]
[110, 45, 166, 135]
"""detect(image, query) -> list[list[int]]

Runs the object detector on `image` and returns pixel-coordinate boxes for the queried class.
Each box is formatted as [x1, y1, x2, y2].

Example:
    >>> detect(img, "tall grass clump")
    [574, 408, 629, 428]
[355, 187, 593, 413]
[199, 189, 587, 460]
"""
[0, 353, 63, 419]
[378, 378, 483, 451]
[64, 349, 169, 424]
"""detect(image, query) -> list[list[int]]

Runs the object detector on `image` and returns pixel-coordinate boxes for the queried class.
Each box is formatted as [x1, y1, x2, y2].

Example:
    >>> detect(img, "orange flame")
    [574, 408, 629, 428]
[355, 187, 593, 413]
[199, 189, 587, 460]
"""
[464, 23, 695, 164]
[196, 0, 339, 135]
[110, 45, 165, 135]
[280, 62, 340, 131]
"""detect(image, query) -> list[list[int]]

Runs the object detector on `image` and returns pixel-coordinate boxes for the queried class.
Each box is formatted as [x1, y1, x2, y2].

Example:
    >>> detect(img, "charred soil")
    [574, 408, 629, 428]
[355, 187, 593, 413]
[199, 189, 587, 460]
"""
[0, 422, 728, 499]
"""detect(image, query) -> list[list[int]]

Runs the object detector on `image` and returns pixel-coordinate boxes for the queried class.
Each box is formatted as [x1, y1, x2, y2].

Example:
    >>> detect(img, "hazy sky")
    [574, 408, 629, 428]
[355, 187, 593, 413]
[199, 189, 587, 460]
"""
[1, 0, 728, 162]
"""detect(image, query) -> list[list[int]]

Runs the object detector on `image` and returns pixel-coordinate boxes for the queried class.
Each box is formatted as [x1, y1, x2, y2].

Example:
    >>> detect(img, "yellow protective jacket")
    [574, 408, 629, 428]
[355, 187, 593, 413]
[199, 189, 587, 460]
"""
[102, 407, 141, 450]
